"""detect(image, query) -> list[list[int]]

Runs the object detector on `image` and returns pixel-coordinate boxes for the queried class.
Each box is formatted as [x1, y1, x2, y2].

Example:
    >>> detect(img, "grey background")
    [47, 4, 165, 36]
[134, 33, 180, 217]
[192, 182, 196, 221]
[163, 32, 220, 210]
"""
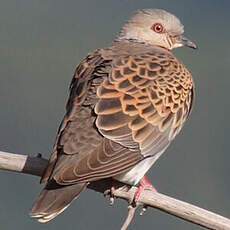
[0, 0, 230, 229]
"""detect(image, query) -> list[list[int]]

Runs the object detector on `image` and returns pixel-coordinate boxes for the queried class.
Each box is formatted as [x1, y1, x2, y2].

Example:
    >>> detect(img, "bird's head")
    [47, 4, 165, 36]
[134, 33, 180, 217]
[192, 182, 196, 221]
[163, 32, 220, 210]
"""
[117, 9, 197, 50]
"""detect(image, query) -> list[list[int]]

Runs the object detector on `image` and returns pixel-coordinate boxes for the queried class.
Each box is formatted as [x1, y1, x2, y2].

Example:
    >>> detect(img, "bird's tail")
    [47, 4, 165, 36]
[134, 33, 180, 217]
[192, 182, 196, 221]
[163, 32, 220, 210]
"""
[30, 182, 86, 223]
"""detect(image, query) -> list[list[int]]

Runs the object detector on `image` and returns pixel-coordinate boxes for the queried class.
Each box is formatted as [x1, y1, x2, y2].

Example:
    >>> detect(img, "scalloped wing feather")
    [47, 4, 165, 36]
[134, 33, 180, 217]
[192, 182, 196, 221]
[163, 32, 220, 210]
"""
[96, 51, 193, 158]
[41, 45, 194, 186]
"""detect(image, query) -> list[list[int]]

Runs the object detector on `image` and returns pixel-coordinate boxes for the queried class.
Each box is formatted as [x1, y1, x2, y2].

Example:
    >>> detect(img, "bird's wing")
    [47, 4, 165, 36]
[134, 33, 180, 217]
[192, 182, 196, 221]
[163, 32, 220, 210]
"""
[42, 49, 194, 185]
[95, 51, 194, 157]
[41, 49, 143, 185]
[40, 50, 107, 183]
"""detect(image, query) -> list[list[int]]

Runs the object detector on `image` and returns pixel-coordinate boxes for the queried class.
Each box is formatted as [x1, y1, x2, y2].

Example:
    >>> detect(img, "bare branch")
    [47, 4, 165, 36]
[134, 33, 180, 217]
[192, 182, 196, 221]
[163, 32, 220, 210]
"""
[121, 204, 137, 230]
[0, 150, 230, 230]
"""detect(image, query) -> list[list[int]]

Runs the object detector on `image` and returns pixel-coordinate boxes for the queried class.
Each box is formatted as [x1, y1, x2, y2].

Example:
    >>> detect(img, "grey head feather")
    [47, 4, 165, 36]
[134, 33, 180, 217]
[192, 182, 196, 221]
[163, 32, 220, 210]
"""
[117, 9, 185, 50]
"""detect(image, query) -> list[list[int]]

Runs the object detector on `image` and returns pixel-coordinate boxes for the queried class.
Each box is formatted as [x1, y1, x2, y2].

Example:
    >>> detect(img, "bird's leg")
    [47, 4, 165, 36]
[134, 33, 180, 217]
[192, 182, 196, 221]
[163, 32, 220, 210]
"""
[131, 176, 157, 215]
[134, 176, 157, 203]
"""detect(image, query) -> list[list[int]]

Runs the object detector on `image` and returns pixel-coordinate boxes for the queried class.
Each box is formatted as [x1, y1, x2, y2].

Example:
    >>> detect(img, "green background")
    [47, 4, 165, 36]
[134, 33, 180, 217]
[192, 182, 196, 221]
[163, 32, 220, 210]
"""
[0, 0, 230, 229]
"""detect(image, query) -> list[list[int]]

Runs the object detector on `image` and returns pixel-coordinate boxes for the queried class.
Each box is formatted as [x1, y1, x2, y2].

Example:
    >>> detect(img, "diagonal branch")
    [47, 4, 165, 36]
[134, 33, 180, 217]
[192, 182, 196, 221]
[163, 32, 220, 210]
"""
[0, 150, 230, 230]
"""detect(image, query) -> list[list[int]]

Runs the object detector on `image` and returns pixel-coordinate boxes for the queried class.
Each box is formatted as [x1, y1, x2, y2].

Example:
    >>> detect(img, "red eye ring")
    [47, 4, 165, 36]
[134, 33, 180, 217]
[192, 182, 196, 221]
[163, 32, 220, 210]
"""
[151, 23, 164, 33]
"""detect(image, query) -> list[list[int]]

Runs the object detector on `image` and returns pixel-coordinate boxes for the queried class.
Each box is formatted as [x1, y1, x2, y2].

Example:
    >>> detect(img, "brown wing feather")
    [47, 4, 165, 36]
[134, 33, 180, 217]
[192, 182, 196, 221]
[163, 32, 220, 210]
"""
[42, 47, 193, 186]
[96, 51, 193, 158]
[41, 50, 106, 183]
[41, 49, 143, 185]
[53, 139, 142, 184]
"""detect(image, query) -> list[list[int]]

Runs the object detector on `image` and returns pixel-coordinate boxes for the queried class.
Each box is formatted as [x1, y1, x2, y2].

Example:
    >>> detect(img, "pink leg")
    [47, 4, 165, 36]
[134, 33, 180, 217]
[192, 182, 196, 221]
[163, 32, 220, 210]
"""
[134, 176, 157, 203]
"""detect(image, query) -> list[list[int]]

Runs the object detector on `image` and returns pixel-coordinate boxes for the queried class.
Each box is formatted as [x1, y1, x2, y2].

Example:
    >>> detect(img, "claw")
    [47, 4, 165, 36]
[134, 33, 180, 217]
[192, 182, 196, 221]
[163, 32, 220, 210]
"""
[104, 186, 116, 205]
[140, 205, 148, 216]
[103, 189, 111, 197]
[109, 197, 115, 205]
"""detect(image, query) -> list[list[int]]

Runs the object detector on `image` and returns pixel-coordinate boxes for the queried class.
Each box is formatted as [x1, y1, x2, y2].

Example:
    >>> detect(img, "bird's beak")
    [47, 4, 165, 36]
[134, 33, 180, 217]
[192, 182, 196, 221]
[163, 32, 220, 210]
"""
[179, 35, 197, 49]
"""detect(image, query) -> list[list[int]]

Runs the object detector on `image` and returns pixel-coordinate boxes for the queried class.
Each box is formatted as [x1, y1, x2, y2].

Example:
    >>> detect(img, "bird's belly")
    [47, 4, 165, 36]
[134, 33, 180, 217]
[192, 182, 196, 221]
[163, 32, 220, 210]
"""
[113, 149, 165, 185]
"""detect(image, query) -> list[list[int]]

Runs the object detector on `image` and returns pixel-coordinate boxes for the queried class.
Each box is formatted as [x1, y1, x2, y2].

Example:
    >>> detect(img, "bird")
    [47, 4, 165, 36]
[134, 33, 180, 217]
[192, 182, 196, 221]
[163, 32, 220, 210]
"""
[30, 8, 196, 223]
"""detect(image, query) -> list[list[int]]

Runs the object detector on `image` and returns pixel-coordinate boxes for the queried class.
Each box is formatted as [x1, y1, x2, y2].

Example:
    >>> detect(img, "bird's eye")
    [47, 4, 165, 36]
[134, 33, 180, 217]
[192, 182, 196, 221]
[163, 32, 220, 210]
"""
[151, 23, 164, 33]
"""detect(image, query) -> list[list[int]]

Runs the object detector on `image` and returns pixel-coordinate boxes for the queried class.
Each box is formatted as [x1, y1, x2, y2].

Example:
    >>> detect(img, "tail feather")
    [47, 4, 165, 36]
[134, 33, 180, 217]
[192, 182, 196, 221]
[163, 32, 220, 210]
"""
[30, 182, 86, 223]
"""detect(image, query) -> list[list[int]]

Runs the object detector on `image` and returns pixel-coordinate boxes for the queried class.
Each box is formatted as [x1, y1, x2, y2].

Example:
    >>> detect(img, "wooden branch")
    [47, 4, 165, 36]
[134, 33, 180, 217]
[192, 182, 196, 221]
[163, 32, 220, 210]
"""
[120, 204, 137, 230]
[0, 150, 230, 230]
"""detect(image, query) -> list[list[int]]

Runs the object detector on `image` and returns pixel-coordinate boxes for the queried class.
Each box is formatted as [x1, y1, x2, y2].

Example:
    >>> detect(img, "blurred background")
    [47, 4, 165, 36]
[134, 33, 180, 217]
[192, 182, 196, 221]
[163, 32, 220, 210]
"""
[0, 0, 230, 229]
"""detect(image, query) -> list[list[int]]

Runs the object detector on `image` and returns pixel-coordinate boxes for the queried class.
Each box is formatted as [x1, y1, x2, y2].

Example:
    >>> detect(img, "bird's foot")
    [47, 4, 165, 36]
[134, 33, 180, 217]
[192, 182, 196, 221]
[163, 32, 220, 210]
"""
[132, 176, 157, 216]
[134, 176, 157, 203]
[104, 186, 116, 205]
